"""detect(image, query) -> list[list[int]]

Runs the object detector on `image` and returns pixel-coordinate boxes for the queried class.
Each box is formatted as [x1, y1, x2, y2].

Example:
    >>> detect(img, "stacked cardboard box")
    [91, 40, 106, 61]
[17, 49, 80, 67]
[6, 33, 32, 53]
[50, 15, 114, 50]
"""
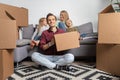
[97, 5, 120, 76]
[0, 50, 14, 80]
[97, 44, 120, 76]
[0, 3, 28, 80]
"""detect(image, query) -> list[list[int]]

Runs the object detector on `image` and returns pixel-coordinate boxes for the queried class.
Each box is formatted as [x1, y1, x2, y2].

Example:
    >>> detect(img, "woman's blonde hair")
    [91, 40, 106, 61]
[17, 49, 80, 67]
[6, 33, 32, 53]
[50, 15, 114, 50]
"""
[39, 17, 46, 24]
[37, 17, 46, 30]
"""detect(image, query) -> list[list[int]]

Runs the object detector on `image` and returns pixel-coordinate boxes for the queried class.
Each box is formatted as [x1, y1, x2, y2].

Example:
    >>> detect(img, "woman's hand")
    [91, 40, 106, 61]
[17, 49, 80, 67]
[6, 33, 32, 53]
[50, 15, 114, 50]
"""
[30, 40, 35, 49]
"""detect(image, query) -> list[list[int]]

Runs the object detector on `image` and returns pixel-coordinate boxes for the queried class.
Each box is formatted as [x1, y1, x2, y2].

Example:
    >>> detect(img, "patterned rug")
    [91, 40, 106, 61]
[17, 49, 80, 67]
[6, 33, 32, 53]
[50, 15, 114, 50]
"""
[7, 62, 120, 80]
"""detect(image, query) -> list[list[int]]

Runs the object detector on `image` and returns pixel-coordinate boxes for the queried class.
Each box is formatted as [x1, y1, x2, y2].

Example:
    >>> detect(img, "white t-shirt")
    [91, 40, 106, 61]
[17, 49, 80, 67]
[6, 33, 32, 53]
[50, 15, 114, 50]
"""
[31, 25, 49, 40]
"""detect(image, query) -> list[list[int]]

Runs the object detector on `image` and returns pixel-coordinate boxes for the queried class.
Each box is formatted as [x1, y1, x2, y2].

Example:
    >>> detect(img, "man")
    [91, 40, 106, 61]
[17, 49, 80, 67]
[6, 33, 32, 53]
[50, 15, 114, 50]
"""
[31, 13, 74, 70]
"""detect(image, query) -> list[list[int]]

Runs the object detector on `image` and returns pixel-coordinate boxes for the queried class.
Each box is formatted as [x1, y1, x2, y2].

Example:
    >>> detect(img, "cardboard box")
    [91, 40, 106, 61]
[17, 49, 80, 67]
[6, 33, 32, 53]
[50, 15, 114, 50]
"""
[0, 19, 16, 49]
[96, 44, 120, 76]
[54, 31, 80, 51]
[98, 5, 120, 44]
[0, 3, 28, 27]
[0, 49, 14, 80]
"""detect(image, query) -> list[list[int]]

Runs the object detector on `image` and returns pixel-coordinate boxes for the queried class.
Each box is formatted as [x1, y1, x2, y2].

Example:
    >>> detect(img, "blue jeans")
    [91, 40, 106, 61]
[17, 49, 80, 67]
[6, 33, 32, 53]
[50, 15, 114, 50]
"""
[31, 52, 74, 69]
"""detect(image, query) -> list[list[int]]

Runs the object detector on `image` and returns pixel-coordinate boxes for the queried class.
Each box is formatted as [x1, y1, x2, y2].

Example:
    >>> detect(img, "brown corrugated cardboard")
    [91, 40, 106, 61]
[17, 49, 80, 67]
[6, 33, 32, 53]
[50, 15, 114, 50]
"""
[0, 49, 14, 80]
[0, 3, 28, 27]
[54, 31, 80, 51]
[0, 8, 10, 19]
[0, 19, 16, 49]
[98, 5, 120, 44]
[96, 44, 120, 76]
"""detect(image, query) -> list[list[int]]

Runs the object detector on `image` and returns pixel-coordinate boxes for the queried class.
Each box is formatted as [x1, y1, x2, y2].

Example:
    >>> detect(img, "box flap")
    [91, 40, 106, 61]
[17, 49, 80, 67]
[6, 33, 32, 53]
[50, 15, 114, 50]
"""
[100, 5, 114, 14]
[0, 3, 28, 27]
[0, 8, 12, 20]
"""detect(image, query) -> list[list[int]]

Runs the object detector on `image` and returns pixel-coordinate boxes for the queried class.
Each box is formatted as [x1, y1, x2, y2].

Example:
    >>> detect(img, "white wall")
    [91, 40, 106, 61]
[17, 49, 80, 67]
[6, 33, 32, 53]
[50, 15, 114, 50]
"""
[0, 0, 110, 32]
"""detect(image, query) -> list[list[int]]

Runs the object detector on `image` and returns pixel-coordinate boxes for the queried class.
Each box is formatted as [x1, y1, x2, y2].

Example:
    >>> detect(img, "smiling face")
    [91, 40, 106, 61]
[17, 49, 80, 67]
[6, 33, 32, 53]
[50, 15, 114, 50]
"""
[60, 13, 65, 21]
[39, 18, 47, 26]
[42, 19, 47, 26]
[60, 10, 69, 22]
[47, 14, 57, 28]
[65, 19, 73, 28]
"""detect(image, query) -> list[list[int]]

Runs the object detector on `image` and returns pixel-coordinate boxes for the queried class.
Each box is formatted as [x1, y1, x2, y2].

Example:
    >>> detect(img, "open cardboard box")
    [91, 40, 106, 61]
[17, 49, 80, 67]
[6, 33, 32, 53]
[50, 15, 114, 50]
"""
[0, 49, 14, 80]
[98, 5, 120, 44]
[0, 3, 28, 27]
[0, 15, 16, 80]
[96, 44, 120, 76]
[0, 3, 28, 39]
[54, 31, 80, 51]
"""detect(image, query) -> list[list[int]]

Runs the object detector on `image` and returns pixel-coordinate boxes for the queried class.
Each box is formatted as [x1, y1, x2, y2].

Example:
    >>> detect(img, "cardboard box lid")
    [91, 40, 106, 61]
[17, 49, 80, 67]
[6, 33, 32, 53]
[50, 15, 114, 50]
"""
[54, 31, 80, 51]
[100, 5, 114, 14]
[0, 19, 16, 49]
[0, 9, 11, 20]
[0, 3, 28, 27]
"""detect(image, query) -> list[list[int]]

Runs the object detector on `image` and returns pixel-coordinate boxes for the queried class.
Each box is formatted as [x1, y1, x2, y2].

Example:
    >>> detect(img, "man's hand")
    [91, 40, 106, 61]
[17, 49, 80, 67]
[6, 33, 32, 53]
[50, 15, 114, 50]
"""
[43, 38, 55, 50]
[50, 38, 55, 46]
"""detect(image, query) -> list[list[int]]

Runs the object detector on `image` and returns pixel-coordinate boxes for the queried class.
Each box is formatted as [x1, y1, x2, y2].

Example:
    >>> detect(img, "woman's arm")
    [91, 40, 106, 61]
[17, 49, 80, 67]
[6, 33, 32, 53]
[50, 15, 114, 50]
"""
[31, 28, 38, 40]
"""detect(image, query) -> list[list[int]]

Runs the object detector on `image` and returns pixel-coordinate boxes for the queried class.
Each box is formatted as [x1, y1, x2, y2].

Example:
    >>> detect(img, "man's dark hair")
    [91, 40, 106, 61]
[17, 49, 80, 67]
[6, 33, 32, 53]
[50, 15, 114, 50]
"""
[46, 13, 57, 23]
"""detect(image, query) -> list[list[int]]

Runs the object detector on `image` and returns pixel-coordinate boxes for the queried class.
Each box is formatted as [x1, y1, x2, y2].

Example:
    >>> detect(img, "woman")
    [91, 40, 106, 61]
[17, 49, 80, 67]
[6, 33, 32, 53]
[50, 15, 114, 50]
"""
[58, 10, 69, 31]
[65, 19, 78, 32]
[30, 17, 49, 48]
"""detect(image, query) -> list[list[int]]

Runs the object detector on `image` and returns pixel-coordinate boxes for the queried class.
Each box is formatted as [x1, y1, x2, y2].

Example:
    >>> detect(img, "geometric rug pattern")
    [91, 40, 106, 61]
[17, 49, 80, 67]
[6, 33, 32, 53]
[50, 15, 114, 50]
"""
[7, 63, 120, 80]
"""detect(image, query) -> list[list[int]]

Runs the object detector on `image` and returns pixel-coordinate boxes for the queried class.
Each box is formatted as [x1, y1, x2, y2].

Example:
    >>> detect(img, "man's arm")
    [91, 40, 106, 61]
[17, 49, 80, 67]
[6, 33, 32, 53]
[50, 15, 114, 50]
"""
[40, 31, 55, 50]
[42, 38, 55, 50]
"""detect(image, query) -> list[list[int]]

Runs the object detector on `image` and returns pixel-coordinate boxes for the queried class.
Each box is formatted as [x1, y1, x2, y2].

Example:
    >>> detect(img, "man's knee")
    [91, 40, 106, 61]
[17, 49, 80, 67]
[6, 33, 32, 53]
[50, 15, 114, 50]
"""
[65, 53, 74, 63]
[31, 52, 40, 60]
